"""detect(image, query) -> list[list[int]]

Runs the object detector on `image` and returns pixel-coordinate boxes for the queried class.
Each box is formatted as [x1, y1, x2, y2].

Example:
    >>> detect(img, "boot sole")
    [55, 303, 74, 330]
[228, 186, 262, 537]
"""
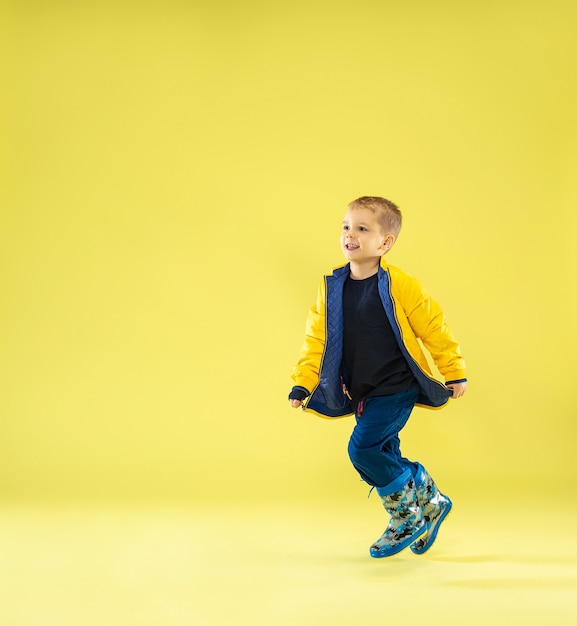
[410, 497, 452, 555]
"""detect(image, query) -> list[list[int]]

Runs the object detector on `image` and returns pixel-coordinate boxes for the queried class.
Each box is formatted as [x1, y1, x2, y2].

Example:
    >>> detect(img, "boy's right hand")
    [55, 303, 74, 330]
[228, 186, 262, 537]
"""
[288, 386, 309, 409]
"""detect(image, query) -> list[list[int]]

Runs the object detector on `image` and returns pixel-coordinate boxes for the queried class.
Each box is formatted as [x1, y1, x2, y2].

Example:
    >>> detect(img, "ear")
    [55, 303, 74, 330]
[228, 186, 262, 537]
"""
[381, 234, 396, 253]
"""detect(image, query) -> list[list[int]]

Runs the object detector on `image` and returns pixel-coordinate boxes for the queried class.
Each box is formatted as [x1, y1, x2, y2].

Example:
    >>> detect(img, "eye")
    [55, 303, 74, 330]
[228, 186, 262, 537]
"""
[359, 226, 367, 232]
[343, 224, 350, 231]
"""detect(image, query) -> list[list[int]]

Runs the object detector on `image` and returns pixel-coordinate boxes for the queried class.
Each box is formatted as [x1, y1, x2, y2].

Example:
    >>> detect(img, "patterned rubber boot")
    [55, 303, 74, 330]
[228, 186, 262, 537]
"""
[369, 477, 426, 558]
[410, 465, 452, 555]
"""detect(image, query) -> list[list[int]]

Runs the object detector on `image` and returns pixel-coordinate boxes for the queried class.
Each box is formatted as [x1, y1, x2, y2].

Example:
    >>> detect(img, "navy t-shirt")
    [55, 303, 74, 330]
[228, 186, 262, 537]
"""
[342, 273, 416, 407]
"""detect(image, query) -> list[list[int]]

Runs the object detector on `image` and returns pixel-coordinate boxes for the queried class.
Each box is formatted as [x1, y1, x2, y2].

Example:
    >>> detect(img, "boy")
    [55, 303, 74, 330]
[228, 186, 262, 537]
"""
[289, 196, 467, 558]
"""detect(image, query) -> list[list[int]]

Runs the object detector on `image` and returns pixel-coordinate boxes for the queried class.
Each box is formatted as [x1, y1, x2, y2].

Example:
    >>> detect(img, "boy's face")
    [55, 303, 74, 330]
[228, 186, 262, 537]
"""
[340, 208, 393, 264]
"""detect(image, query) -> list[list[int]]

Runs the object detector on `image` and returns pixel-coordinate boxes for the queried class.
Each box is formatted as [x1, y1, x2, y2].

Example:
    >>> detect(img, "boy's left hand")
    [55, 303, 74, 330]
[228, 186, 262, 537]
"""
[446, 381, 467, 399]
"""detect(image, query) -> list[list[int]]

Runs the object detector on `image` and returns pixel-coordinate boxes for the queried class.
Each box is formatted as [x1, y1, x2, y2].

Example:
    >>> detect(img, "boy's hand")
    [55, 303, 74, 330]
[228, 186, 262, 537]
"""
[447, 381, 467, 399]
[288, 387, 309, 408]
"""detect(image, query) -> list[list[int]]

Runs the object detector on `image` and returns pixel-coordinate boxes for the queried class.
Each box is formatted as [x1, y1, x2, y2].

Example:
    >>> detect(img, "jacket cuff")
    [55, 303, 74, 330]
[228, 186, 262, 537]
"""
[288, 386, 310, 401]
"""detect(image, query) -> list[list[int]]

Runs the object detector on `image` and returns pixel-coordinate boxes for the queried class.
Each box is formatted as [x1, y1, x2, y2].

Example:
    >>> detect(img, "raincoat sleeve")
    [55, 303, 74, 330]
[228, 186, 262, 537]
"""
[401, 275, 466, 383]
[290, 279, 326, 394]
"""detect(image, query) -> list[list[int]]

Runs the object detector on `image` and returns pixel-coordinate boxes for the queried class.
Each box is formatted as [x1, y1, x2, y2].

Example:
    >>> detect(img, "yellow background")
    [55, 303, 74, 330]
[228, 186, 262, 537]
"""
[1, 2, 576, 624]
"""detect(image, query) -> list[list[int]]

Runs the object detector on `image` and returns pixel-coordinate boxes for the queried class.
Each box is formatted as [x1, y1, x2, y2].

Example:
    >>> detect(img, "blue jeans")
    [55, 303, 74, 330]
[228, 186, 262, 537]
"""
[347, 387, 420, 495]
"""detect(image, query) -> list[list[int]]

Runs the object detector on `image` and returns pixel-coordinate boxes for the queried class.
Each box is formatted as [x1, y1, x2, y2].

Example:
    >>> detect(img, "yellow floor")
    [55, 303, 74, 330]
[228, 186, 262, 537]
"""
[1, 497, 576, 625]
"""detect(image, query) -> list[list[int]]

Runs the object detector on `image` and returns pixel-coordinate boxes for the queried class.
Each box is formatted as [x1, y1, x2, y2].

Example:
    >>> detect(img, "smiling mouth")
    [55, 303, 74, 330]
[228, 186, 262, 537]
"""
[345, 244, 360, 250]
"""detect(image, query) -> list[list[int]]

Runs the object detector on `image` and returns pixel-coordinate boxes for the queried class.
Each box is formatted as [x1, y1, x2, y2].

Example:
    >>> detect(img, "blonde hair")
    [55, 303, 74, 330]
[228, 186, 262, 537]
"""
[347, 196, 402, 238]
